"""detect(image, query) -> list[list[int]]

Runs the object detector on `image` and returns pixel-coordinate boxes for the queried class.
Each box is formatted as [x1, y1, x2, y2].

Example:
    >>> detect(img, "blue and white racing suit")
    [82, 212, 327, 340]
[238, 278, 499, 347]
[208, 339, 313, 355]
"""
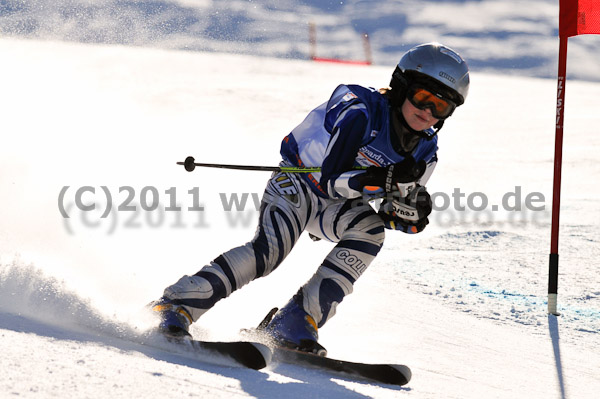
[163, 84, 438, 328]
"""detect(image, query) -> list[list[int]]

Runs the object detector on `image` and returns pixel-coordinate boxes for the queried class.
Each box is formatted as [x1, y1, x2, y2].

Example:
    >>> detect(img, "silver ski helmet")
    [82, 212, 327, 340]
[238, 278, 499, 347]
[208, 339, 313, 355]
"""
[391, 43, 470, 107]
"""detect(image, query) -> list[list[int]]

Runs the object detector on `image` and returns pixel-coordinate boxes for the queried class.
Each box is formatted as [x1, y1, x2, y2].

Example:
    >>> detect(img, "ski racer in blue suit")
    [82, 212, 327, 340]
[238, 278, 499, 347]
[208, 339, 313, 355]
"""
[151, 43, 470, 355]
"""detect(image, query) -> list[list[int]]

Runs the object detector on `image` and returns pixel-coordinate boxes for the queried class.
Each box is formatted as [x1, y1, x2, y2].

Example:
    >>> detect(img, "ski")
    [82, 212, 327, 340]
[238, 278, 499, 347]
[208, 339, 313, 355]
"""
[145, 333, 272, 370]
[183, 339, 272, 370]
[245, 307, 411, 385]
[272, 346, 412, 386]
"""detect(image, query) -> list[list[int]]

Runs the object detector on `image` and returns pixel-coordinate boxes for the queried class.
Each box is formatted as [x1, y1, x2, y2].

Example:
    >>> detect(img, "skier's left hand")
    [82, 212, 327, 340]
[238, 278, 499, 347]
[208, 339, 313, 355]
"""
[354, 156, 426, 194]
[378, 185, 432, 234]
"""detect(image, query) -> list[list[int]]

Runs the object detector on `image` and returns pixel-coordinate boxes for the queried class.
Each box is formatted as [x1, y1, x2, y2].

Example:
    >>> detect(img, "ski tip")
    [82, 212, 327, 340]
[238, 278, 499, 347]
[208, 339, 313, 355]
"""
[251, 342, 273, 367]
[390, 364, 412, 385]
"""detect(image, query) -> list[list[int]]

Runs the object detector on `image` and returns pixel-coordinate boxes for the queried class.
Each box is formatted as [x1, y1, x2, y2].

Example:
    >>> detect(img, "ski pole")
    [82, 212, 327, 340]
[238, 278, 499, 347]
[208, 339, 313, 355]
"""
[177, 156, 366, 174]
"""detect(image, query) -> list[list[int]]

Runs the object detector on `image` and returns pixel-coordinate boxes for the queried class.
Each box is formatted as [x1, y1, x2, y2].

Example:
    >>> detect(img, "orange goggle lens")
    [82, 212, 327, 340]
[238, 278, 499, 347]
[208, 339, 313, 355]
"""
[408, 87, 456, 119]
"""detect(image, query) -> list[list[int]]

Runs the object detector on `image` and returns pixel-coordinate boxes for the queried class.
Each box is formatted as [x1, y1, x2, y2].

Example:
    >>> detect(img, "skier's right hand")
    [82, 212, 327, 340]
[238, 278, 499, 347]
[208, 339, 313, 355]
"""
[353, 156, 427, 194]
[378, 185, 432, 234]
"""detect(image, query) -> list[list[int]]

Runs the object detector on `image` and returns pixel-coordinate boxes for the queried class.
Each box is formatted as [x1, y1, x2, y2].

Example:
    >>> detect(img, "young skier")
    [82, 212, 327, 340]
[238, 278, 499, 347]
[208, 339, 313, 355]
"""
[151, 42, 470, 354]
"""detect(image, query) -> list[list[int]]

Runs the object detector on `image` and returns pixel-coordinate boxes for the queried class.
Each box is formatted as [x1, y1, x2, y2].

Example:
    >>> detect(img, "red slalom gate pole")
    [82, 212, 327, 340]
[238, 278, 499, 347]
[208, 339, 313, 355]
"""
[548, 35, 568, 316]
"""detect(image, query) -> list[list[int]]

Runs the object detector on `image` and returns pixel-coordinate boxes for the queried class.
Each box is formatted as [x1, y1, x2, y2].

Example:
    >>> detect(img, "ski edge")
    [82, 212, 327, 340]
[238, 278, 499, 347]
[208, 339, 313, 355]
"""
[272, 346, 412, 386]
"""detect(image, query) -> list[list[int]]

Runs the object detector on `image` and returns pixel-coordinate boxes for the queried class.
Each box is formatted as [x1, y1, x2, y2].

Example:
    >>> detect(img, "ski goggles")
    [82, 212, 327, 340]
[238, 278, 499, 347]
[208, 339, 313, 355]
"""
[406, 86, 457, 120]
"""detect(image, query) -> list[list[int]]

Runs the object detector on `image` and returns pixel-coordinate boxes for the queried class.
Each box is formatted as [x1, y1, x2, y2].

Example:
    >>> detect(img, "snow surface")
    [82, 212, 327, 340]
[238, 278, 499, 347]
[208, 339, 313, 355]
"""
[2, 0, 600, 81]
[1, 35, 599, 399]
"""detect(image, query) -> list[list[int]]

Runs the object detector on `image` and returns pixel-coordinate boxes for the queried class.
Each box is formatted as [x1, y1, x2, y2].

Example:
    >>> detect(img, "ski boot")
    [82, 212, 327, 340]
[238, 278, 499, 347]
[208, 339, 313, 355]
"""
[261, 299, 327, 356]
[149, 297, 193, 337]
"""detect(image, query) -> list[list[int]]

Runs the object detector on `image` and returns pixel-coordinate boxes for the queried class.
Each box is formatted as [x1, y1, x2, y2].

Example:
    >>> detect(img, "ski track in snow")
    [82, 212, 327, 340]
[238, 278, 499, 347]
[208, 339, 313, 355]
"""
[381, 230, 600, 344]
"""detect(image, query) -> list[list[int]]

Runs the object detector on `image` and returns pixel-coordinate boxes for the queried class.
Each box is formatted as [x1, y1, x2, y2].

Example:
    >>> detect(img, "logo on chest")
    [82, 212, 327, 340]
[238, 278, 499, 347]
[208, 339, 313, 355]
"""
[357, 146, 394, 167]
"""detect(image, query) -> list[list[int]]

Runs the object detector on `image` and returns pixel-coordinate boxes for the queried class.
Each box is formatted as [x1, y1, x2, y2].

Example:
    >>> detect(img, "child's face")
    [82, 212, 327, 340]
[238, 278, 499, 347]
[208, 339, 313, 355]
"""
[401, 99, 440, 131]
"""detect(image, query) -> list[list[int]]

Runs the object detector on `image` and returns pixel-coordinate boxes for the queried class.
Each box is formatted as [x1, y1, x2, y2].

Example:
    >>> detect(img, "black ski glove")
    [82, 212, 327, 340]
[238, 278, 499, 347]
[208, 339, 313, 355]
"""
[353, 156, 426, 194]
[378, 185, 432, 234]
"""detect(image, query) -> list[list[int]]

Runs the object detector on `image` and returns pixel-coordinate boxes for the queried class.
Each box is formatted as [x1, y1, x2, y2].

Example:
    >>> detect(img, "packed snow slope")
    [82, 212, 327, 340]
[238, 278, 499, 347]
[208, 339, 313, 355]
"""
[1, 38, 599, 398]
[2, 0, 600, 81]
